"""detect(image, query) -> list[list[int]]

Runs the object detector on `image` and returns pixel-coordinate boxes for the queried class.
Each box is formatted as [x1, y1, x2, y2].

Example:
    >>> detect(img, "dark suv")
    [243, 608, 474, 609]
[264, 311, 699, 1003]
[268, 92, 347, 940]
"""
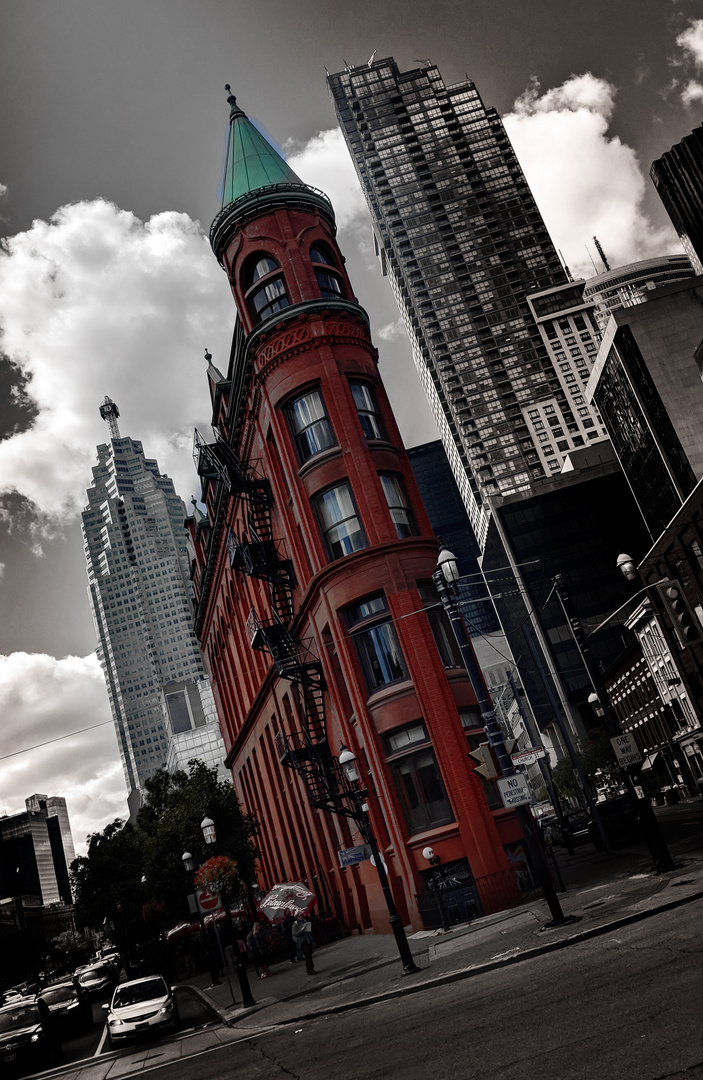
[0, 997, 61, 1072]
[588, 795, 642, 849]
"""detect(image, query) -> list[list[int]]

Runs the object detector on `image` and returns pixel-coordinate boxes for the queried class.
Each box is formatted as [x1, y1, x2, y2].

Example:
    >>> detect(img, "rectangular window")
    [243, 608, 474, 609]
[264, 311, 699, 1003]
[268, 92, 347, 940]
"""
[346, 593, 409, 693]
[379, 474, 418, 538]
[314, 482, 367, 560]
[350, 382, 386, 440]
[383, 721, 454, 834]
[288, 388, 336, 462]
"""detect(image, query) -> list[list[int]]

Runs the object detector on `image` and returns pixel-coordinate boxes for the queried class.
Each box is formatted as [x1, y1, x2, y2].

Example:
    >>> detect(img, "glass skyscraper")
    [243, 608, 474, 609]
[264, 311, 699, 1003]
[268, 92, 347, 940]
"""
[82, 398, 224, 807]
[329, 58, 607, 545]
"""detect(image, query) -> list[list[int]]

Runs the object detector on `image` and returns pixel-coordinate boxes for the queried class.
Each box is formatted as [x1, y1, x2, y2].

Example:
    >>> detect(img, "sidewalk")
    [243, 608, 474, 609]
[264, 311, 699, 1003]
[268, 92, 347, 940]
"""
[189, 840, 703, 1033]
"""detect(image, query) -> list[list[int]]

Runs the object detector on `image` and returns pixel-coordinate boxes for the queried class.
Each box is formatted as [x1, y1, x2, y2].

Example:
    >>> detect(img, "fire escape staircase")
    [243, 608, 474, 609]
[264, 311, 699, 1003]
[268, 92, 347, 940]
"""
[195, 428, 351, 815]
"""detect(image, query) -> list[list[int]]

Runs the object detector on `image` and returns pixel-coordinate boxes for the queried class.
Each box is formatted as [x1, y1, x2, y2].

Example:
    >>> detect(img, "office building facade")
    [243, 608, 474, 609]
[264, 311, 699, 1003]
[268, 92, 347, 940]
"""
[0, 795, 76, 905]
[651, 124, 703, 275]
[82, 399, 225, 806]
[585, 277, 703, 537]
[582, 254, 695, 331]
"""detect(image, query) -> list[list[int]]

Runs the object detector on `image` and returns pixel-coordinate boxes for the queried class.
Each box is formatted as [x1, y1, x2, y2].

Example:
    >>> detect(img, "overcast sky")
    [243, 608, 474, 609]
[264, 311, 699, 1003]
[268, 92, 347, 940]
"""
[1, 0, 702, 853]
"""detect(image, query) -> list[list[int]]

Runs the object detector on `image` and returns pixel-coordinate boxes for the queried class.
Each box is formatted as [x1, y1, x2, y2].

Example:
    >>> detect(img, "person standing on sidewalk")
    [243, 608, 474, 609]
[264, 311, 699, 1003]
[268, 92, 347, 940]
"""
[292, 915, 316, 975]
[282, 909, 297, 964]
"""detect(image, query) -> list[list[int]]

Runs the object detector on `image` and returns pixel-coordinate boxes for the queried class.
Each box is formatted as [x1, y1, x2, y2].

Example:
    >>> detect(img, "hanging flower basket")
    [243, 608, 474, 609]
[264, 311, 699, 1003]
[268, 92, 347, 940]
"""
[194, 855, 239, 896]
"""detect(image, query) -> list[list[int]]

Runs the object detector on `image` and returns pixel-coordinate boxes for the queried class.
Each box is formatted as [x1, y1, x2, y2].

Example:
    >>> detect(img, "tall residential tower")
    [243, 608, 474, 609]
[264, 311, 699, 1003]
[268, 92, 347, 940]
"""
[330, 58, 651, 749]
[329, 58, 609, 544]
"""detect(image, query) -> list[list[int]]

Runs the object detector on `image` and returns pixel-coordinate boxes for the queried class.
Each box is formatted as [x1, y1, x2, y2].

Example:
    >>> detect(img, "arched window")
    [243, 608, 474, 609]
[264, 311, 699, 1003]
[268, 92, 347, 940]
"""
[243, 253, 290, 325]
[310, 244, 344, 299]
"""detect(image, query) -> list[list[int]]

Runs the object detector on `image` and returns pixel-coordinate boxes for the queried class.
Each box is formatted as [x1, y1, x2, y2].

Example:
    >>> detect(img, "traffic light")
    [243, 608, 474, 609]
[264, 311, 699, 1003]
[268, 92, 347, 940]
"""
[468, 742, 499, 780]
[656, 579, 703, 648]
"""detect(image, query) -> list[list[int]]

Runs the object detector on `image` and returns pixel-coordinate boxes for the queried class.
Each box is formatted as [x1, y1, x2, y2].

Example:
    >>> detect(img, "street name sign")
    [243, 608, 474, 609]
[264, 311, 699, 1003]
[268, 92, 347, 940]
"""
[511, 746, 546, 767]
[610, 733, 642, 767]
[338, 843, 371, 868]
[497, 774, 532, 809]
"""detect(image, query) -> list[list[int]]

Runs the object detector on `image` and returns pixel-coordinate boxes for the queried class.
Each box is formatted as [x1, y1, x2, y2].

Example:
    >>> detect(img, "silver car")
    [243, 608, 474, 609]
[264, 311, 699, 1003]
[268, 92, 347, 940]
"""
[104, 976, 179, 1048]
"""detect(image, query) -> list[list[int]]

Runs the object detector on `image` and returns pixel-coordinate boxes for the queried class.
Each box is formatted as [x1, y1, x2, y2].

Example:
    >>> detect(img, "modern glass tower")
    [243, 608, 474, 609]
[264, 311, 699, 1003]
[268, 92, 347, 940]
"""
[82, 398, 224, 808]
[328, 58, 607, 545]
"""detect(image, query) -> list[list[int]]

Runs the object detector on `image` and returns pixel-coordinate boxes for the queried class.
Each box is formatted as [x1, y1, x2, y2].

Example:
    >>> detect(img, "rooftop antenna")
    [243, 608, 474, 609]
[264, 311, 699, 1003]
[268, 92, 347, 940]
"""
[367, 50, 377, 67]
[99, 396, 121, 440]
[584, 243, 599, 275]
[593, 236, 611, 272]
[558, 250, 573, 282]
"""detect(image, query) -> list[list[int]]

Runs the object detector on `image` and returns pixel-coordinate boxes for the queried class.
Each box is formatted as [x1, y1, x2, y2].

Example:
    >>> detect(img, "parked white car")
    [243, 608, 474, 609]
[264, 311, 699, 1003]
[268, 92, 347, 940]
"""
[103, 976, 179, 1048]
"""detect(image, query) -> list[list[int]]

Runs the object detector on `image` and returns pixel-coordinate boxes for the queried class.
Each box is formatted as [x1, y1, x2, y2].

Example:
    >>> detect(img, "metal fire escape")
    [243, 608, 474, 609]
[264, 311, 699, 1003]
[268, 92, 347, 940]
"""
[194, 428, 351, 815]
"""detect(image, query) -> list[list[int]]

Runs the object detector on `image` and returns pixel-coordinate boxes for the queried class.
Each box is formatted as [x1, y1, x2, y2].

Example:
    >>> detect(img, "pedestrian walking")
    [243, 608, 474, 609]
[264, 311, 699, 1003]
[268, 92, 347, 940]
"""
[246, 922, 271, 979]
[291, 915, 316, 975]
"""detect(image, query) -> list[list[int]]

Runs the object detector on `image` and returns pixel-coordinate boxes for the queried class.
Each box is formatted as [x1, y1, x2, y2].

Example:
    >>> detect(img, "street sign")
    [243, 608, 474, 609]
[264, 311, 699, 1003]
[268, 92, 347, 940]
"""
[511, 746, 546, 767]
[469, 742, 499, 780]
[497, 774, 532, 809]
[610, 733, 642, 768]
[196, 889, 222, 914]
[338, 844, 371, 868]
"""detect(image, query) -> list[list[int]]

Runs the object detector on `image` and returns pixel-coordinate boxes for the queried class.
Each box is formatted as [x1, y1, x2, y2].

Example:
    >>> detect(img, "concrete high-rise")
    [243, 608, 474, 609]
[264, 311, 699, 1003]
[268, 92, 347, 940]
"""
[330, 58, 653, 749]
[82, 399, 225, 810]
[329, 58, 608, 545]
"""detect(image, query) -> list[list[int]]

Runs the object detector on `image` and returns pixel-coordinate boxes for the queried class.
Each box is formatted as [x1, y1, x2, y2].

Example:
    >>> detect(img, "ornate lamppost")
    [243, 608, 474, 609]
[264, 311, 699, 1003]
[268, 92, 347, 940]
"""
[338, 745, 420, 975]
[189, 816, 256, 1007]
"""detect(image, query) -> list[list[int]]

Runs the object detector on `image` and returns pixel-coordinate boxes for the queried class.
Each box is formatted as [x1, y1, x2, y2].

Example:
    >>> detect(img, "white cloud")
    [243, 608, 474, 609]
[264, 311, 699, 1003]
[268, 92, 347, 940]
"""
[377, 319, 407, 342]
[677, 19, 703, 69]
[0, 183, 7, 199]
[503, 73, 678, 279]
[0, 199, 235, 530]
[285, 128, 369, 233]
[0, 652, 128, 853]
[682, 80, 703, 106]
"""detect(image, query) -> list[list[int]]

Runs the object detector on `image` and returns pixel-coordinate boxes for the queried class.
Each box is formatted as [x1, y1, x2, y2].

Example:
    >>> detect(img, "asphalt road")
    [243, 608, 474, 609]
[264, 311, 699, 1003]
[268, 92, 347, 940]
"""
[138, 899, 703, 1080]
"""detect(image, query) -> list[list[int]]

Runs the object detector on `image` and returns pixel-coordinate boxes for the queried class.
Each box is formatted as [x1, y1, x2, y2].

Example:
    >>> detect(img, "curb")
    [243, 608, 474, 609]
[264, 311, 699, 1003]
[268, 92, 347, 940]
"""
[195, 885, 703, 1028]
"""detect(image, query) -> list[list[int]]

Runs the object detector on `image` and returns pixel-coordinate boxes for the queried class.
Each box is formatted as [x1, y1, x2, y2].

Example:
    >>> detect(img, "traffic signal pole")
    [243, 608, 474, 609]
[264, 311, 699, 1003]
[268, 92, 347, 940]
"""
[432, 565, 573, 927]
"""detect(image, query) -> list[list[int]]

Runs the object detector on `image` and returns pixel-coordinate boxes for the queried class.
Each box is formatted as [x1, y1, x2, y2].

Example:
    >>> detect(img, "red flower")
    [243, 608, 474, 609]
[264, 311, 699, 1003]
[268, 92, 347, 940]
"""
[194, 855, 239, 895]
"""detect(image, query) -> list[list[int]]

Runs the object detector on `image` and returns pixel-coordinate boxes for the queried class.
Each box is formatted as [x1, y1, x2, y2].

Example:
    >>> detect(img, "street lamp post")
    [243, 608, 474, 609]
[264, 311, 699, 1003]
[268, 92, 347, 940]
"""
[199, 816, 256, 1007]
[338, 746, 420, 975]
[433, 545, 573, 928]
[182, 850, 222, 989]
[552, 573, 676, 872]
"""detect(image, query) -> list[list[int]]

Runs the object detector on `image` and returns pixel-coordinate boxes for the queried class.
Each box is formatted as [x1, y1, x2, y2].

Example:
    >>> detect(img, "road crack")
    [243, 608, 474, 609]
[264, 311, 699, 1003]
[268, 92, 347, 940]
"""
[247, 1037, 303, 1079]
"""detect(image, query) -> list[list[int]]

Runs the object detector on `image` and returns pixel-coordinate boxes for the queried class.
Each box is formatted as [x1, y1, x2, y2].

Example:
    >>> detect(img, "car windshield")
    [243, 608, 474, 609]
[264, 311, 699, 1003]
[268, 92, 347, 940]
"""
[113, 979, 166, 1007]
[0, 1004, 40, 1033]
[41, 986, 76, 1005]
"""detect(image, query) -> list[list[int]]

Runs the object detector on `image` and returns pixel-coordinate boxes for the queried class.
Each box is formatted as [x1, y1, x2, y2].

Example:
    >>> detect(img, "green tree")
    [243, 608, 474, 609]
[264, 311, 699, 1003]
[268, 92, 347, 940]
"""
[137, 761, 258, 926]
[72, 762, 258, 955]
[551, 733, 618, 801]
[71, 819, 148, 966]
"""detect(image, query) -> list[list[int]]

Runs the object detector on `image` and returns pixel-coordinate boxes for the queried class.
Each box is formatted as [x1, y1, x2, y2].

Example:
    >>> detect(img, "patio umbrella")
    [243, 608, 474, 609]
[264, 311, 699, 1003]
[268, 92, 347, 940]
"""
[259, 882, 317, 923]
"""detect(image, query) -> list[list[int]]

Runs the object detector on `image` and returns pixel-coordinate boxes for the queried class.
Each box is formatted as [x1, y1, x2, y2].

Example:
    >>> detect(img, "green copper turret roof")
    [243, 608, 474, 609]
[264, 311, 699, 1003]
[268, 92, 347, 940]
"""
[220, 86, 302, 207]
